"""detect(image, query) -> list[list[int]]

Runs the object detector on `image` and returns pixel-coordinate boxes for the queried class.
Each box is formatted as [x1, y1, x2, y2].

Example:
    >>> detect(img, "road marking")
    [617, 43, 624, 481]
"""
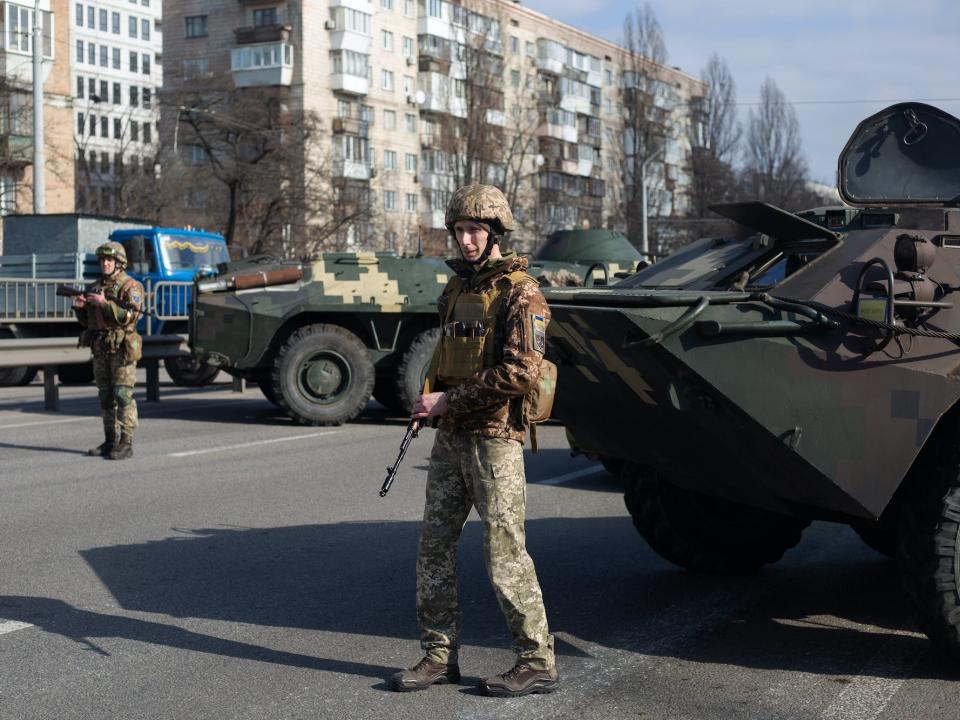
[536, 464, 604, 485]
[0, 620, 32, 635]
[169, 430, 340, 457]
[0, 418, 78, 430]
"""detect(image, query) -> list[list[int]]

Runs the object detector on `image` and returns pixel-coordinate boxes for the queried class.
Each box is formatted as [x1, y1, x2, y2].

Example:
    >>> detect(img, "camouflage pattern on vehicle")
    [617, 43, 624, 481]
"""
[190, 229, 641, 426]
[542, 103, 960, 661]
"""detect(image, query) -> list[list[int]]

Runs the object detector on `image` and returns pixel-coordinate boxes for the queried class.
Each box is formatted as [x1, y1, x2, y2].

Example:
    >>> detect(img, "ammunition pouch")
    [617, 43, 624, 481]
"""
[123, 332, 143, 363]
[525, 358, 557, 425]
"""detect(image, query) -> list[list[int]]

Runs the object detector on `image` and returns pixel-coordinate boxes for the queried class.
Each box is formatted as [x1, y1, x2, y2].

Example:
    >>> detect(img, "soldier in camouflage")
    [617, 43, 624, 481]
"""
[391, 185, 559, 697]
[72, 241, 144, 460]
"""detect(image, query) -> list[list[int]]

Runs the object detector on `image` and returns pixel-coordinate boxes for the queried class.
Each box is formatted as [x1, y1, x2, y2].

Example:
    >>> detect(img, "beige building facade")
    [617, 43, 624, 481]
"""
[0, 0, 76, 250]
[162, 0, 705, 255]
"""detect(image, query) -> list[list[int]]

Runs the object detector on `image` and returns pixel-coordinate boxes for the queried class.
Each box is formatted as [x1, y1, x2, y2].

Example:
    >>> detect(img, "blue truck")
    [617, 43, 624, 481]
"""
[0, 214, 229, 386]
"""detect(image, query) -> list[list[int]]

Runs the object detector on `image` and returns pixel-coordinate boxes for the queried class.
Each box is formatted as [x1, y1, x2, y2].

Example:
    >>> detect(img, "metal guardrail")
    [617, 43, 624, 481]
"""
[0, 334, 188, 368]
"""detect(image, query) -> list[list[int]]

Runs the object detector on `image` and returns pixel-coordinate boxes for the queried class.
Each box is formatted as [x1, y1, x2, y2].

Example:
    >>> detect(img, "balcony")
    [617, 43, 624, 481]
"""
[331, 73, 369, 96]
[234, 24, 291, 45]
[0, 134, 32, 167]
[541, 123, 578, 143]
[335, 160, 373, 181]
[332, 118, 369, 136]
[537, 57, 563, 75]
[417, 16, 452, 41]
[231, 42, 294, 87]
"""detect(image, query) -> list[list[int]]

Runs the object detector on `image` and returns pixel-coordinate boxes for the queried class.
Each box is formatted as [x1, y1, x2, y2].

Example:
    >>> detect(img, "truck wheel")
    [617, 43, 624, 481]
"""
[623, 462, 808, 574]
[897, 430, 960, 659]
[164, 356, 221, 387]
[0, 365, 34, 386]
[395, 327, 440, 413]
[271, 323, 374, 426]
[373, 374, 404, 412]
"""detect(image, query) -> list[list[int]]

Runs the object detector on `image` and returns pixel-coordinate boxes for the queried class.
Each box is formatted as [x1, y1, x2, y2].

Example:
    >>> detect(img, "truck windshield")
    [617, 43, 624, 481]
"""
[159, 234, 230, 271]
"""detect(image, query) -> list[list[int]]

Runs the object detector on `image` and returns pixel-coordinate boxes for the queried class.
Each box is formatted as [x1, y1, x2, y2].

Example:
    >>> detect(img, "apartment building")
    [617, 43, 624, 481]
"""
[71, 0, 161, 213]
[0, 0, 75, 247]
[162, 0, 705, 255]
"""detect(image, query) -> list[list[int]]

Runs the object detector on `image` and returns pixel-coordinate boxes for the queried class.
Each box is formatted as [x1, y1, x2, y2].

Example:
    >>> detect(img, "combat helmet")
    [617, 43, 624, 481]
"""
[96, 241, 127, 267]
[444, 184, 517, 236]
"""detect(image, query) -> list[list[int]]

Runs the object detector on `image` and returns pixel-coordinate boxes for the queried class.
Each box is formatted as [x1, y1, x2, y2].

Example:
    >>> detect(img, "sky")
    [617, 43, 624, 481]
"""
[522, 0, 960, 187]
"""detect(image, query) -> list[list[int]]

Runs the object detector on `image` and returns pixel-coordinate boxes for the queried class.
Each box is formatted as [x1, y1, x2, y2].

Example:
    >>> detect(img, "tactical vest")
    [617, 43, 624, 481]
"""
[81, 273, 143, 361]
[425, 269, 557, 449]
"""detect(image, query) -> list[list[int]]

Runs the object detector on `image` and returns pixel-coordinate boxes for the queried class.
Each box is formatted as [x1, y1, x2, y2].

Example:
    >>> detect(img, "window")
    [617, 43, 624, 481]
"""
[337, 99, 351, 118]
[511, 70, 519, 88]
[129, 86, 139, 107]
[403, 0, 414, 16]
[381, 0, 393, 9]
[406, 193, 418, 212]
[142, 53, 151, 74]
[381, 30, 393, 51]
[77, 112, 84, 133]
[100, 80, 108, 101]
[359, 104, 373, 123]
[76, 76, 84, 98]
[112, 47, 120, 69]
[383, 109, 396, 129]
[76, 39, 83, 63]
[129, 51, 138, 72]
[328, 7, 371, 34]
[253, 7, 279, 26]
[184, 144, 206, 166]
[381, 69, 394, 91]
[384, 149, 397, 169]
[405, 152, 417, 172]
[87, 77, 96, 98]
[75, 3, 83, 26]
[402, 36, 414, 58]
[525, 41, 534, 56]
[384, 190, 397, 211]
[329, 50, 368, 77]
[129, 15, 138, 37]
[99, 8, 107, 31]
[183, 58, 210, 78]
[142, 88, 152, 108]
[511, 36, 518, 53]
[185, 15, 207, 38]
[88, 43, 95, 64]
[89, 114, 96, 136]
[100, 116, 108, 138]
[87, 5, 93, 27]
[114, 117, 121, 139]
[130, 120, 139, 142]
[403, 75, 414, 95]
[143, 122, 151, 144]
[113, 82, 121, 104]
[427, 0, 442, 18]
[112, 11, 120, 34]
[99, 45, 108, 67]
[141, 18, 150, 40]
[404, 114, 416, 133]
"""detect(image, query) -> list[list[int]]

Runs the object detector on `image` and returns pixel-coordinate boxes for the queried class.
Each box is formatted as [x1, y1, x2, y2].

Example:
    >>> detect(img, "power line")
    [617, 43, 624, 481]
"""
[733, 97, 960, 107]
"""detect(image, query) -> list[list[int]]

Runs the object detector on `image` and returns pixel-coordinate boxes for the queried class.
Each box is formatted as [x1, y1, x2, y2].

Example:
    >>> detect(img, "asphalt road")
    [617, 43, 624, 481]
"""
[1, 374, 958, 720]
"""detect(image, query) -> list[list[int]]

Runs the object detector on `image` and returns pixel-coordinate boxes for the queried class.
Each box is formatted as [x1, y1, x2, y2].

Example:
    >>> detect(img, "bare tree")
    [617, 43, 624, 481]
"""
[683, 52, 741, 237]
[613, 3, 677, 252]
[741, 77, 810, 210]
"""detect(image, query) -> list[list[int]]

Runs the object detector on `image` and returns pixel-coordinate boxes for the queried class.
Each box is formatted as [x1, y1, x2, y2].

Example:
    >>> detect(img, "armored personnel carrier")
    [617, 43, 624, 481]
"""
[543, 103, 960, 659]
[190, 230, 642, 425]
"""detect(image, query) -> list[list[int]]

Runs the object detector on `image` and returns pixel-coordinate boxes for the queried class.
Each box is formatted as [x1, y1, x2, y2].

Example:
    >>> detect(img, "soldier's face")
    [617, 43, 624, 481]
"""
[454, 220, 489, 263]
[100, 257, 117, 275]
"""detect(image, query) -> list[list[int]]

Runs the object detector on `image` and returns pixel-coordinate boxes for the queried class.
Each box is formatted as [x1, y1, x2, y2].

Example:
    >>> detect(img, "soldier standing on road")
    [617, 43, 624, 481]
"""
[72, 242, 144, 460]
[391, 185, 558, 697]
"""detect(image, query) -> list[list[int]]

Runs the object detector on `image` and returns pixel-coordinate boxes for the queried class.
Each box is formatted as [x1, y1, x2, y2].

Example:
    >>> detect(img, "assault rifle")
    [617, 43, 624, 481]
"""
[379, 418, 422, 497]
[56, 283, 141, 313]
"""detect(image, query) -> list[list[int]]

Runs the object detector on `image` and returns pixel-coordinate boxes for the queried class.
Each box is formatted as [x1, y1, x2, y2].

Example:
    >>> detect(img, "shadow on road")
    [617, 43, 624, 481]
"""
[0, 520, 923, 680]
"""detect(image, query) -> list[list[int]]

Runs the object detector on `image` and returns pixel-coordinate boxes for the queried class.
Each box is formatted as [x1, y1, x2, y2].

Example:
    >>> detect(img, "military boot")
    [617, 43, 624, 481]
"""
[481, 664, 559, 697]
[390, 657, 461, 692]
[86, 428, 117, 457]
[108, 433, 134, 460]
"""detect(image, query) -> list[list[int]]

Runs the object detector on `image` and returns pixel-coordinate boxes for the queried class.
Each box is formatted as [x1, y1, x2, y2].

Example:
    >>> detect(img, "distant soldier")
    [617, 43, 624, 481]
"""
[391, 185, 558, 697]
[72, 242, 144, 460]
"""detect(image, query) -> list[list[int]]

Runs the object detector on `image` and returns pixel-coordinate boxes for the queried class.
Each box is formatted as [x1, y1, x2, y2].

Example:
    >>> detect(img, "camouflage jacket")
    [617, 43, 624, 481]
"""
[437, 253, 550, 442]
[74, 270, 144, 355]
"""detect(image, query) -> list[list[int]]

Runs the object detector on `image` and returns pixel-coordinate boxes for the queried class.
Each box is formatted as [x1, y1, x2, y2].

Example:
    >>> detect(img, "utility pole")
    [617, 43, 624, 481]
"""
[640, 146, 665, 258]
[31, 0, 44, 213]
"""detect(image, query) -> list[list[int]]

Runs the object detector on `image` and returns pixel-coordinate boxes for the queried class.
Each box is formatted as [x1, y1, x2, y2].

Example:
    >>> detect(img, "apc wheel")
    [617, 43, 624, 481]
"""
[395, 327, 440, 413]
[272, 324, 374, 426]
[256, 372, 281, 407]
[853, 523, 897, 558]
[623, 462, 808, 574]
[897, 430, 960, 660]
[373, 373, 404, 412]
[164, 356, 221, 386]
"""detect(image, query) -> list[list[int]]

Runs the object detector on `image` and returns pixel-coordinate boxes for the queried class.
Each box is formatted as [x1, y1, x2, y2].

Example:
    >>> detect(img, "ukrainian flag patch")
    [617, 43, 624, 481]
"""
[530, 313, 546, 353]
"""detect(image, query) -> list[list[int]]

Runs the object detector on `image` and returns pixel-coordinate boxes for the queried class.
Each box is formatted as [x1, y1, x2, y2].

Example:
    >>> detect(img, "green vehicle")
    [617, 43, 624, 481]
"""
[543, 102, 960, 660]
[190, 230, 643, 426]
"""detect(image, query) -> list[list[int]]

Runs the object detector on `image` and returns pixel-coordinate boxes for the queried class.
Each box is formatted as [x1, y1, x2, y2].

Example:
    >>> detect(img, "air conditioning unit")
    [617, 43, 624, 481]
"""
[413, 174, 419, 183]
[406, 94, 416, 105]
[324, 20, 335, 30]
[405, 56, 415, 66]
[370, 167, 378, 178]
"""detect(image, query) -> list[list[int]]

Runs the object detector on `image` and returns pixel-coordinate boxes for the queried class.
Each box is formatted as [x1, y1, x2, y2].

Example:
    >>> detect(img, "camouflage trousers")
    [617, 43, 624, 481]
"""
[92, 353, 138, 438]
[416, 430, 555, 670]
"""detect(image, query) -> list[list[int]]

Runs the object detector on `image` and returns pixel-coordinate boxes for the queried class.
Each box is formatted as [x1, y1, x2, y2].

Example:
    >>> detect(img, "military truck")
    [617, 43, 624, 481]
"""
[190, 229, 643, 425]
[542, 102, 960, 660]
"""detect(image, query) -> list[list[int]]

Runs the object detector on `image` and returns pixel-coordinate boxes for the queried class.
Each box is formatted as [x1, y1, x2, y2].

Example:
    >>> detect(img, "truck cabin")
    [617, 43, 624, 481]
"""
[112, 229, 230, 281]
